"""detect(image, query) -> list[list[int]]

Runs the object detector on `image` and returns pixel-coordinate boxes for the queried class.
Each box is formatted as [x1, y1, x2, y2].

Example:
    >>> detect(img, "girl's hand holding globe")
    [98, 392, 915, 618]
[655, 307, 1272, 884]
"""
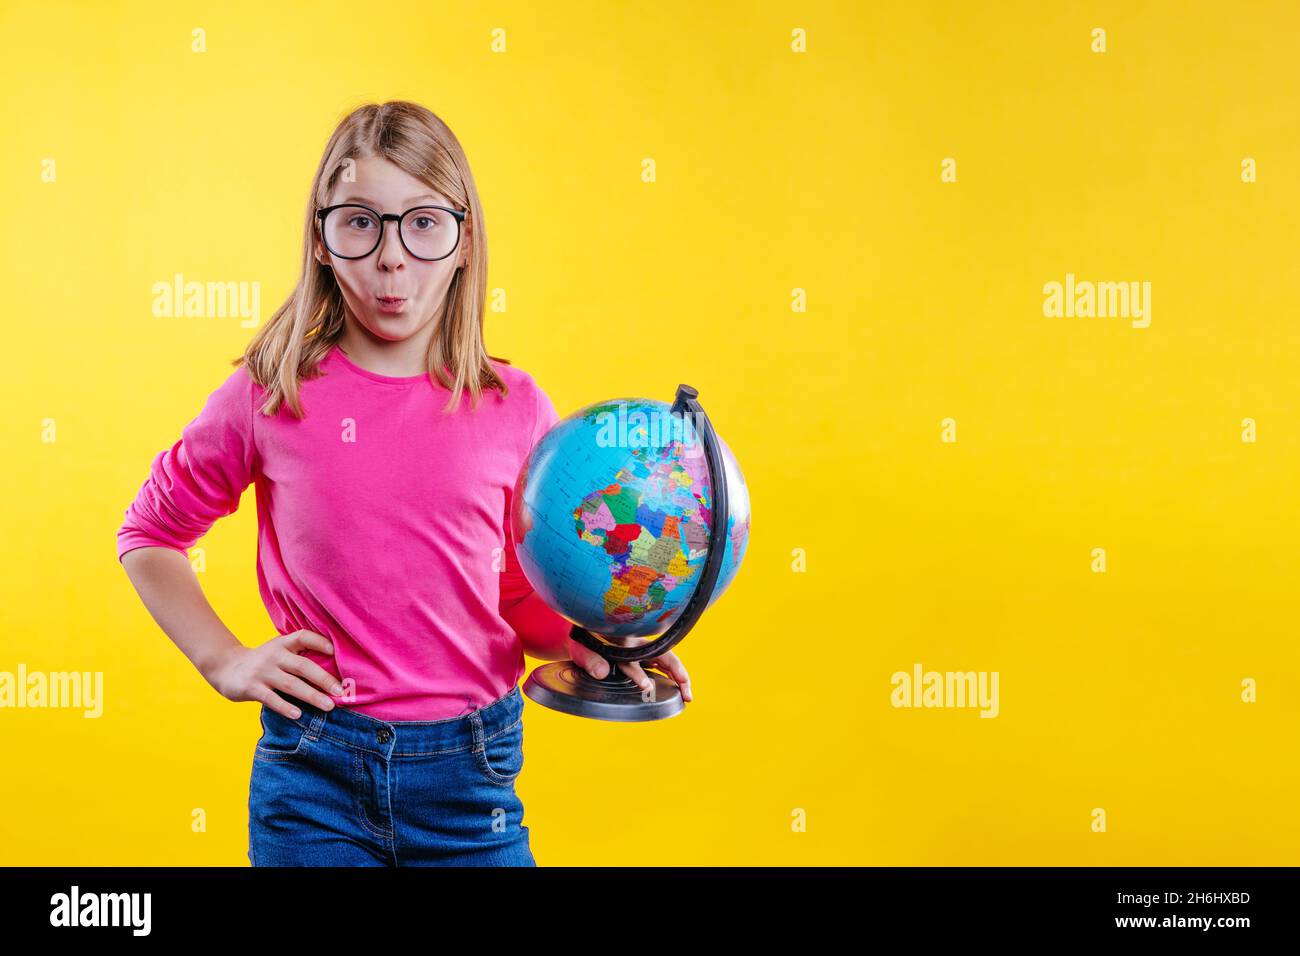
[563, 631, 693, 703]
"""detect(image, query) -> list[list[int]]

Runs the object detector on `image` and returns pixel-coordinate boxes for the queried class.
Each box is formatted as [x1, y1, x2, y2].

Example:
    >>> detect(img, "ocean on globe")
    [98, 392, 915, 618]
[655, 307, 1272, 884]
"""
[511, 397, 751, 639]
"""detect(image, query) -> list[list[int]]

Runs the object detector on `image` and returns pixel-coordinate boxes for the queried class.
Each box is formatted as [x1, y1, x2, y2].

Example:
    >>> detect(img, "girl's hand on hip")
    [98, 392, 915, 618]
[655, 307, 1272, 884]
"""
[204, 629, 345, 718]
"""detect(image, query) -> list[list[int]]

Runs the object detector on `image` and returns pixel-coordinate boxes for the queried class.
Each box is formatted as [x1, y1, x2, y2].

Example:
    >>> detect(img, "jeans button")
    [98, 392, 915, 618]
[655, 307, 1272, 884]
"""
[376, 728, 392, 743]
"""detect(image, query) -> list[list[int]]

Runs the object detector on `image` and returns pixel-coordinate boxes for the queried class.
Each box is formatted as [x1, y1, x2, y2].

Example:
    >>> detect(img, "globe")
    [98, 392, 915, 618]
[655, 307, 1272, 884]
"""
[511, 396, 751, 640]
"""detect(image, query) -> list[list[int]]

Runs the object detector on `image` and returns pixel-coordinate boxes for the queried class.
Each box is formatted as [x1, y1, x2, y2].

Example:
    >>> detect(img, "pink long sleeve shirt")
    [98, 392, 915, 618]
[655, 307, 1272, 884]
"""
[116, 343, 569, 720]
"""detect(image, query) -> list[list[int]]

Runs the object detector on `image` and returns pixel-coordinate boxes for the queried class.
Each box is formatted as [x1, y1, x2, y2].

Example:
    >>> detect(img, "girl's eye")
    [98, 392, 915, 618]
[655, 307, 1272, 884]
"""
[347, 215, 375, 230]
[410, 216, 437, 231]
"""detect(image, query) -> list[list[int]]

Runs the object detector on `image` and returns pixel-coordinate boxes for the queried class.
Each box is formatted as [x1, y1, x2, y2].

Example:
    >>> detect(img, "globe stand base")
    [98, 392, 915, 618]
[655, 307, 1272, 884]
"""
[523, 661, 684, 722]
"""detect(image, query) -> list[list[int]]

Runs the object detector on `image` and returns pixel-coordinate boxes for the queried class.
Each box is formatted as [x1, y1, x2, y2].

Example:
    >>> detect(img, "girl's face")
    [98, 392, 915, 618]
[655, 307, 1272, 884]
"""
[314, 155, 470, 345]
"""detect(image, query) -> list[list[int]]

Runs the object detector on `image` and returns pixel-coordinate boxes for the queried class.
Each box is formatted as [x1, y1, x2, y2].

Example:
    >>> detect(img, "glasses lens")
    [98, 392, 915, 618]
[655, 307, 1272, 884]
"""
[323, 206, 381, 258]
[401, 207, 460, 260]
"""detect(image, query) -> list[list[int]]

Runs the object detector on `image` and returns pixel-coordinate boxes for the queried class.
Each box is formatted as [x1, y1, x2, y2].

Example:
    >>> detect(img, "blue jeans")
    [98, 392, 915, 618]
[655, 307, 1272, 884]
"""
[248, 683, 535, 866]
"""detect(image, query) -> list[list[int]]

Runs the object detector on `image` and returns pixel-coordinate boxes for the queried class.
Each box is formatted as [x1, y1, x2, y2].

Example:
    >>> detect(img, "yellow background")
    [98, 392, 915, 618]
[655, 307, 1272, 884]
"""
[2, 0, 1296, 865]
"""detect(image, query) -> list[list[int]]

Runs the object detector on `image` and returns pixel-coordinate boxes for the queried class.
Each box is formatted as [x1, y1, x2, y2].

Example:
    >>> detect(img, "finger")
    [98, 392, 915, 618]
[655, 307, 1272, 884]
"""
[283, 630, 335, 656]
[648, 654, 692, 702]
[619, 661, 653, 694]
[257, 688, 302, 720]
[281, 653, 346, 696]
[270, 671, 335, 712]
[568, 641, 612, 680]
[643, 660, 690, 702]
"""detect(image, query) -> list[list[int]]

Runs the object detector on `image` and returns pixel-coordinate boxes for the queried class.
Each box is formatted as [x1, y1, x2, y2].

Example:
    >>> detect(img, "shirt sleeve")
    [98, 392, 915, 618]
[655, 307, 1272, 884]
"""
[116, 365, 258, 563]
[498, 380, 564, 620]
[526, 381, 561, 452]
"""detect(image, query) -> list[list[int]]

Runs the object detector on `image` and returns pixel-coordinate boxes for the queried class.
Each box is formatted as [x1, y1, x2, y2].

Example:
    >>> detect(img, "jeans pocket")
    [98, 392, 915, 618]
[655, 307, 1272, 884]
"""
[473, 716, 524, 786]
[254, 703, 312, 761]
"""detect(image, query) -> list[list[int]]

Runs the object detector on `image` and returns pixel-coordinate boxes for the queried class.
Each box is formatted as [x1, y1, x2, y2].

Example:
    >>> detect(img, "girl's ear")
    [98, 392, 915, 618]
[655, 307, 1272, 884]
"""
[312, 219, 332, 268]
[455, 211, 472, 267]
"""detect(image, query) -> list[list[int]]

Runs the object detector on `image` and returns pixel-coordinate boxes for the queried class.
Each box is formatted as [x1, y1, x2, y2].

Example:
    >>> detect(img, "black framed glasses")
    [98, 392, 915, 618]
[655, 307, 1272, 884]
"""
[315, 203, 467, 261]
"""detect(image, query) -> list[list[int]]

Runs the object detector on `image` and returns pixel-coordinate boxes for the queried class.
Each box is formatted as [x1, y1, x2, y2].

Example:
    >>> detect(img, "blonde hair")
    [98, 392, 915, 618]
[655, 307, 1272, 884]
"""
[236, 100, 509, 418]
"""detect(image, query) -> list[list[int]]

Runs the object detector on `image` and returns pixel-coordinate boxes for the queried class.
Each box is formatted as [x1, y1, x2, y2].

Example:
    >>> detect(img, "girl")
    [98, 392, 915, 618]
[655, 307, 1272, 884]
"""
[116, 100, 692, 867]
